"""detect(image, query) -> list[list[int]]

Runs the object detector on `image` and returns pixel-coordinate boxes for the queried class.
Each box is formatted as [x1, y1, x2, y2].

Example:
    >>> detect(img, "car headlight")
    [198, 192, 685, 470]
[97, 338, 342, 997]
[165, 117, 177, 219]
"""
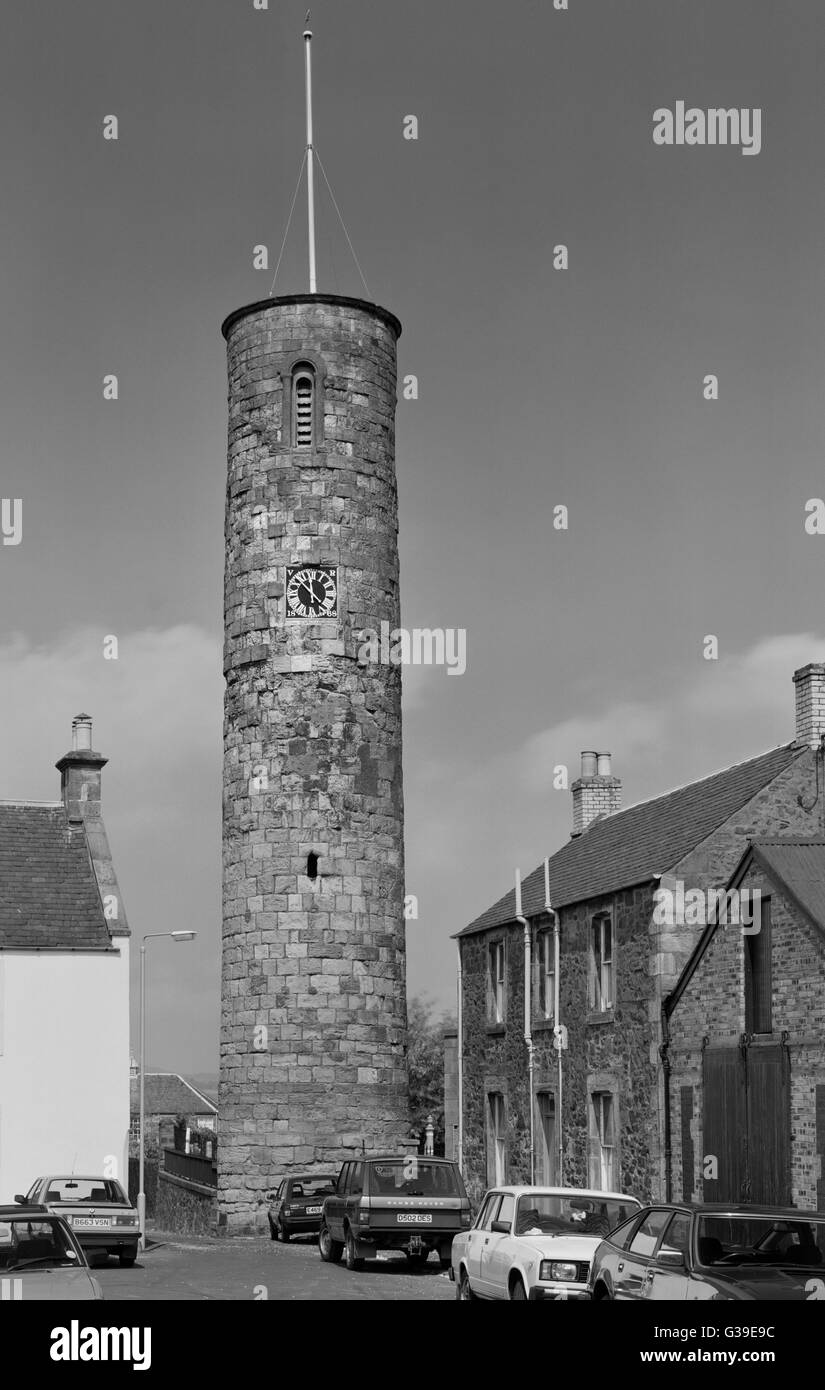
[539, 1261, 579, 1282]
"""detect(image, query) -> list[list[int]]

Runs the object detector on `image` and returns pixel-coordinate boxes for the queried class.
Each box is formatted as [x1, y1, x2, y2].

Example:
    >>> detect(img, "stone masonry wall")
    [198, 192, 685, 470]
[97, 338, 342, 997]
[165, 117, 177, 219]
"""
[668, 862, 825, 1209]
[219, 296, 410, 1233]
[459, 748, 822, 1210]
[459, 883, 659, 1207]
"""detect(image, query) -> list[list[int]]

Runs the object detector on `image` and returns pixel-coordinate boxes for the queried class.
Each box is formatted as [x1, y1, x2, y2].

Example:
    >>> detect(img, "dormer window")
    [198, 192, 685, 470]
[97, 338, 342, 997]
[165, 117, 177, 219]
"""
[292, 364, 315, 448]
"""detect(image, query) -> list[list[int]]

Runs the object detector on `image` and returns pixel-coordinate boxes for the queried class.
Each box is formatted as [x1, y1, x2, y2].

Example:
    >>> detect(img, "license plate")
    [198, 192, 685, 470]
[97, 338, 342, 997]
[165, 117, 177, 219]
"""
[306, 1206, 323, 1215]
[397, 1214, 432, 1224]
[80, 1218, 111, 1228]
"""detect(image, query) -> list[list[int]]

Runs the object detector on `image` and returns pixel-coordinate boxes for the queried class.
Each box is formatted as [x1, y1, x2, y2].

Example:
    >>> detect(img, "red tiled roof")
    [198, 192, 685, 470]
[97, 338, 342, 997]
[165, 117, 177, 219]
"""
[459, 743, 807, 936]
[0, 804, 112, 950]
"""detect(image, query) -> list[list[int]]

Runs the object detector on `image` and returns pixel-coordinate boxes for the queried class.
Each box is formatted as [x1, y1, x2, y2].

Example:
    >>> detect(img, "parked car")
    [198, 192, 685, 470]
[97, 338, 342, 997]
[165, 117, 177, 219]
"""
[451, 1186, 641, 1300]
[267, 1173, 337, 1242]
[318, 1155, 472, 1270]
[0, 1205, 104, 1299]
[17, 1176, 141, 1267]
[588, 1202, 825, 1300]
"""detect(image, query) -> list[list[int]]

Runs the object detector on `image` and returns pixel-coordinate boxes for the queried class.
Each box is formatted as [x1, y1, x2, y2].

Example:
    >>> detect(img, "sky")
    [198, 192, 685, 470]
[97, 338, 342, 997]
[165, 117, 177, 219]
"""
[2, 0, 825, 1075]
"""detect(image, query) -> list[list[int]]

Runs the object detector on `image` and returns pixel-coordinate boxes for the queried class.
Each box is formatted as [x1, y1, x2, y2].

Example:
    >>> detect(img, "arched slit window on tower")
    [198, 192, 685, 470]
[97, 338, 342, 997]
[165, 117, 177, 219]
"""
[307, 852, 319, 882]
[292, 365, 315, 448]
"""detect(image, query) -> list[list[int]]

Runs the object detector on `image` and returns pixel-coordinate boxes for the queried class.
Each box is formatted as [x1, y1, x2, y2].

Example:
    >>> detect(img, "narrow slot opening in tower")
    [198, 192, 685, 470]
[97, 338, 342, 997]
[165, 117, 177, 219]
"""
[307, 851, 319, 882]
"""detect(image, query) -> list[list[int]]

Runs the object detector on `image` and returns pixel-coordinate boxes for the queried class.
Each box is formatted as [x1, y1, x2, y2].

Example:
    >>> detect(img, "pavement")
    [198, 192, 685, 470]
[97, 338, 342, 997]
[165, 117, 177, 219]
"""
[94, 1230, 456, 1301]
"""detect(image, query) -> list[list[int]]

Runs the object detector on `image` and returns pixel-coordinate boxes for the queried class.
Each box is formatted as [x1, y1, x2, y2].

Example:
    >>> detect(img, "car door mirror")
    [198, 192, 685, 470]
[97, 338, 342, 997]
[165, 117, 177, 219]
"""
[657, 1247, 685, 1268]
[13, 1195, 26, 1204]
[491, 1220, 511, 1234]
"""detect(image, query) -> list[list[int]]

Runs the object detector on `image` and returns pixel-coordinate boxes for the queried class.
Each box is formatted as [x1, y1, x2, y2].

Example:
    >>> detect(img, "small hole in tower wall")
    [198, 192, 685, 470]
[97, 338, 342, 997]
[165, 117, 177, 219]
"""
[307, 852, 318, 882]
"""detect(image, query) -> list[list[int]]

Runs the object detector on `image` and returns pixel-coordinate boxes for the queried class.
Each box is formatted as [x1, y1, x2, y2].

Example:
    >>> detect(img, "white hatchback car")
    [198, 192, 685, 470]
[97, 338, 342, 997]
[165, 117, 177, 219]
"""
[452, 1186, 641, 1300]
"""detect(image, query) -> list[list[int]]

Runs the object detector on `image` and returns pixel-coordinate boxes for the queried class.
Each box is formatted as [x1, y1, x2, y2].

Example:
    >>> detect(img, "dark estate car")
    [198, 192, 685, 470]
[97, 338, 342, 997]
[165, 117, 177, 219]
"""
[318, 1155, 472, 1271]
[267, 1173, 337, 1242]
[588, 1202, 825, 1301]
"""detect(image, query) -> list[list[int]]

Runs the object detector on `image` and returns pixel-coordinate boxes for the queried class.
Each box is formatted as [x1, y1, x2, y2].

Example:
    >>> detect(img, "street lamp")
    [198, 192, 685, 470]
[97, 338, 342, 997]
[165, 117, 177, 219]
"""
[138, 931, 197, 1251]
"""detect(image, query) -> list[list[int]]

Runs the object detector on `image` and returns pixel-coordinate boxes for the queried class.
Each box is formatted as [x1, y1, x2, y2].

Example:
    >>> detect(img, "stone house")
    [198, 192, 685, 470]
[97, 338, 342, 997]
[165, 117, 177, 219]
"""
[453, 663, 825, 1207]
[0, 715, 131, 1202]
[129, 1069, 218, 1152]
[666, 836, 825, 1211]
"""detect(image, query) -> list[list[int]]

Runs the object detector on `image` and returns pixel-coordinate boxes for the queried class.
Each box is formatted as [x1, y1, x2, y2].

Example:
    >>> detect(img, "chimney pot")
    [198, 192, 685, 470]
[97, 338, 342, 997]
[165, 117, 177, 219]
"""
[596, 751, 612, 777]
[73, 713, 93, 751]
[580, 751, 598, 778]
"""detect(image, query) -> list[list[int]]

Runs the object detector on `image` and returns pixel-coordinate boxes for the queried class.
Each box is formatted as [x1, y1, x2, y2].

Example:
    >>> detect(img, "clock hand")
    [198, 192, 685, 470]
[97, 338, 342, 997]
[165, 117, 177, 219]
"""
[305, 577, 318, 605]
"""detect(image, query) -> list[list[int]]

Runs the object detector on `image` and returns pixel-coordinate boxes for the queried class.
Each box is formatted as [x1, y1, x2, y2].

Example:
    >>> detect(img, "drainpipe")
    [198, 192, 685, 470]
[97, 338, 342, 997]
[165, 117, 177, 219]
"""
[515, 869, 535, 1185]
[546, 857, 563, 1186]
[660, 1001, 672, 1203]
[456, 941, 464, 1172]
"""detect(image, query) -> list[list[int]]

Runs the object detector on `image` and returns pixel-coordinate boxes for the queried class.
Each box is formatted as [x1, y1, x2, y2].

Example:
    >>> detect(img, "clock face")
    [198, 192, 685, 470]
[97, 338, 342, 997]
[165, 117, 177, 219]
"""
[285, 565, 338, 619]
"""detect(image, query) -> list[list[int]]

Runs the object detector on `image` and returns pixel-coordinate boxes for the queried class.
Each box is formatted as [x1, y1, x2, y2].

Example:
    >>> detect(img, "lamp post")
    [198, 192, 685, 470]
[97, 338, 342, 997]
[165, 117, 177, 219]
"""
[138, 930, 197, 1251]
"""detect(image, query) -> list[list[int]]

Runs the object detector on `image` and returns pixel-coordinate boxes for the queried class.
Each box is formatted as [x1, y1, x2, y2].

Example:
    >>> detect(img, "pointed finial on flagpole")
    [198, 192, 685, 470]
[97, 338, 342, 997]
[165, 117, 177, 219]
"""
[303, 21, 317, 293]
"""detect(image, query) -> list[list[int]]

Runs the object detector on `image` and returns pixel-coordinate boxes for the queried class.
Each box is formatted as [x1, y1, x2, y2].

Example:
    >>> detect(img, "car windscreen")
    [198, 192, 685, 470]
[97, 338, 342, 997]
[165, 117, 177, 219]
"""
[696, 1215, 825, 1268]
[368, 1161, 460, 1197]
[44, 1179, 129, 1205]
[0, 1219, 82, 1270]
[514, 1194, 638, 1237]
[291, 1177, 337, 1198]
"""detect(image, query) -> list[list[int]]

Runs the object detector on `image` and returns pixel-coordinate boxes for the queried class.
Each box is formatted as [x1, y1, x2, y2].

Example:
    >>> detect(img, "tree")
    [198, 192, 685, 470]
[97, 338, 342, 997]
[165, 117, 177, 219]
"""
[407, 994, 456, 1155]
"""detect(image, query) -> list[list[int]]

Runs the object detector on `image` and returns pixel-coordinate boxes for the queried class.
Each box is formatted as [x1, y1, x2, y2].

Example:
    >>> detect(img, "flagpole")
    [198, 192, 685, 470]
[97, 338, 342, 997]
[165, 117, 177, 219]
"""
[303, 24, 317, 293]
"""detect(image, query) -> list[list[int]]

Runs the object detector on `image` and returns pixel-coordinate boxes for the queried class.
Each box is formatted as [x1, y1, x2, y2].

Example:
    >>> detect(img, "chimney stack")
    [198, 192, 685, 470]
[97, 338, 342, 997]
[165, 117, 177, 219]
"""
[793, 665, 825, 749]
[56, 714, 108, 823]
[571, 749, 622, 837]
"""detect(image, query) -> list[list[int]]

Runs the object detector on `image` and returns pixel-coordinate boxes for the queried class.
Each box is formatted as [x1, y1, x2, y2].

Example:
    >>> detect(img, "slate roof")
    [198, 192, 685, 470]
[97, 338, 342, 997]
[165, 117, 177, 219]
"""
[0, 803, 112, 950]
[130, 1074, 219, 1118]
[748, 838, 825, 937]
[459, 743, 807, 936]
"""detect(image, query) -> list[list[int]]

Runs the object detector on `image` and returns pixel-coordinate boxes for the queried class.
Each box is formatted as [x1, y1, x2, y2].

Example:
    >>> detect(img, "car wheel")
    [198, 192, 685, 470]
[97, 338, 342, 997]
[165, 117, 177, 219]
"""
[318, 1222, 343, 1263]
[438, 1252, 452, 1271]
[277, 1219, 290, 1244]
[509, 1276, 528, 1300]
[457, 1268, 477, 1301]
[344, 1228, 364, 1271]
[119, 1249, 137, 1268]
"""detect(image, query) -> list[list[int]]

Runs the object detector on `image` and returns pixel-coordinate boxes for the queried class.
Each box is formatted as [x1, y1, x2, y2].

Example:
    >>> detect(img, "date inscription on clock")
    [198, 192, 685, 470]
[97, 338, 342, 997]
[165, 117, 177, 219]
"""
[285, 565, 338, 619]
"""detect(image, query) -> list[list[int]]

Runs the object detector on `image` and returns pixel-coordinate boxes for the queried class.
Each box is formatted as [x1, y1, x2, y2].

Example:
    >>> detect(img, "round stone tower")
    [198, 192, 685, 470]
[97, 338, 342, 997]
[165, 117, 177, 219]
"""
[218, 293, 410, 1232]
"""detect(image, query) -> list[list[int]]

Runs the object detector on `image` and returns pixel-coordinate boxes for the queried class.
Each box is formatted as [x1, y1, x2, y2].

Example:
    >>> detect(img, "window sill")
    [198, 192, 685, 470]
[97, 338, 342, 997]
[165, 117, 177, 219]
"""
[485, 1023, 506, 1036]
[531, 1017, 556, 1032]
[586, 1008, 615, 1026]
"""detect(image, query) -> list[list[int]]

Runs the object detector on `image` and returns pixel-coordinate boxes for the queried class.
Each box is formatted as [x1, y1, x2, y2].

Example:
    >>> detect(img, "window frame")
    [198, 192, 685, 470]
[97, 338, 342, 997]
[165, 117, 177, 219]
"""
[536, 927, 555, 1021]
[487, 938, 506, 1025]
[592, 1090, 616, 1191]
[487, 1092, 507, 1187]
[292, 365, 315, 449]
[590, 912, 615, 1013]
[744, 894, 772, 1034]
[536, 1090, 556, 1186]
[475, 1192, 503, 1231]
[282, 353, 326, 452]
[628, 1208, 673, 1258]
[658, 1210, 692, 1262]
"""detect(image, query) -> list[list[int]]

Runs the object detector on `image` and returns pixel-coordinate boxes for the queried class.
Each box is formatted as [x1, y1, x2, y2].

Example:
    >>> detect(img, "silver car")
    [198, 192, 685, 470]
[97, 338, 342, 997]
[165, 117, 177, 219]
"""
[18, 1176, 141, 1267]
